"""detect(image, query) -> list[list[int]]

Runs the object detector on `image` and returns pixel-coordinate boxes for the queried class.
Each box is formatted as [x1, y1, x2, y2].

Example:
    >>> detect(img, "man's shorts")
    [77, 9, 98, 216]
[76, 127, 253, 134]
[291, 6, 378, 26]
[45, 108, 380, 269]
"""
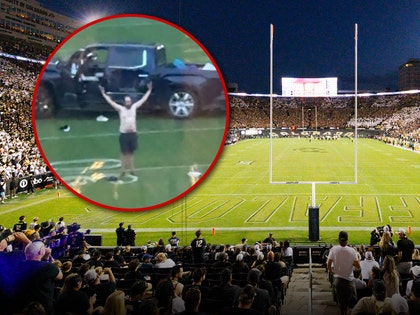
[333, 277, 357, 307]
[119, 132, 138, 154]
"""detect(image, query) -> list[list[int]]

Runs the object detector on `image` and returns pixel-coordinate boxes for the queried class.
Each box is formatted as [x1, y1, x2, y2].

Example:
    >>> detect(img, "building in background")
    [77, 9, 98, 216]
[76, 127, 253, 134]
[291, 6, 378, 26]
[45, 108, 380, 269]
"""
[399, 58, 420, 91]
[0, 0, 81, 56]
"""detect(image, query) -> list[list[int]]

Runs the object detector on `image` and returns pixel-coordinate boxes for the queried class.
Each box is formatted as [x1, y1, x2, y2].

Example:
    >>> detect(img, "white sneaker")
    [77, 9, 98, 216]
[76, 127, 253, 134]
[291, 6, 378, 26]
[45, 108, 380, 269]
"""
[96, 115, 109, 122]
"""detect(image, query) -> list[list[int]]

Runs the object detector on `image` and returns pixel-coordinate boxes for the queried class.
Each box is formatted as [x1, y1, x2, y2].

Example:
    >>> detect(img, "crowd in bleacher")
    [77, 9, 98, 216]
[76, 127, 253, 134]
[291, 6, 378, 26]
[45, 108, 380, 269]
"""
[0, 43, 49, 199]
[1, 38, 420, 314]
[229, 94, 420, 133]
[0, 217, 295, 315]
[2, 216, 420, 314]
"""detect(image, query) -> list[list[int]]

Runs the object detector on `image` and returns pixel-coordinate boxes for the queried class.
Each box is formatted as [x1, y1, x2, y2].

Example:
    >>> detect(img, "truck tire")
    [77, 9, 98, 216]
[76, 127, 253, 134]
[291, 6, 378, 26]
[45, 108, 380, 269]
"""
[167, 89, 198, 118]
[35, 85, 56, 118]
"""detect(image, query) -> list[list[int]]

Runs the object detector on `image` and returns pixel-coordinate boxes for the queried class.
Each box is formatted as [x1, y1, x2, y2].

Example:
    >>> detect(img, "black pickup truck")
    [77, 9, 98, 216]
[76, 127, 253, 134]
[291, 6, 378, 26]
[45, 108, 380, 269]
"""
[34, 43, 226, 119]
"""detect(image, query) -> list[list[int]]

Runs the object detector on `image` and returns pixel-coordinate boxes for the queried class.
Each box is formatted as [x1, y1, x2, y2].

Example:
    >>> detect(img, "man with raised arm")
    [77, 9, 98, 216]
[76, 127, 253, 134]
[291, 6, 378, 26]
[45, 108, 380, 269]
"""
[99, 82, 152, 177]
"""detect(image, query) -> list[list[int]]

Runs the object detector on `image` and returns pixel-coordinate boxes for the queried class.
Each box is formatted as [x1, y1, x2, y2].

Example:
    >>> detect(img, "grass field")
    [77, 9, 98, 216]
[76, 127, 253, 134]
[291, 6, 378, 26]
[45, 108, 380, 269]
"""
[1, 137, 419, 247]
[35, 114, 226, 209]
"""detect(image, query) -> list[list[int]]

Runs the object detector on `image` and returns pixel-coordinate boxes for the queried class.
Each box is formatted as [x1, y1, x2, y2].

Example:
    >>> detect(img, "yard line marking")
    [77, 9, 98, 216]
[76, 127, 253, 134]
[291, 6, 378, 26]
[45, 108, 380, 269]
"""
[39, 126, 225, 141]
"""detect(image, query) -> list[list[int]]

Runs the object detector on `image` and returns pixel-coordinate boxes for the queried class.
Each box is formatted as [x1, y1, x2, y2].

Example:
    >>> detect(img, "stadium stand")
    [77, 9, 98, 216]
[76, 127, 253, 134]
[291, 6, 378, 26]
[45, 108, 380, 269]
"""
[1, 38, 420, 314]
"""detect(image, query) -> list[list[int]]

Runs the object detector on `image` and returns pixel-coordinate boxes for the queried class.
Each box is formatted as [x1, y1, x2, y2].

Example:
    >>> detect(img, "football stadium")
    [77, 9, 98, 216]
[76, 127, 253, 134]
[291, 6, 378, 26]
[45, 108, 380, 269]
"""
[1, 2, 420, 315]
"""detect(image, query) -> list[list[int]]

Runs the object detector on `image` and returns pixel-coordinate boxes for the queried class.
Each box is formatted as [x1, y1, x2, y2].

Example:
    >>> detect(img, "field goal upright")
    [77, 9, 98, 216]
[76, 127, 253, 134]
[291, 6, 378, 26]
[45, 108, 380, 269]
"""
[268, 24, 359, 241]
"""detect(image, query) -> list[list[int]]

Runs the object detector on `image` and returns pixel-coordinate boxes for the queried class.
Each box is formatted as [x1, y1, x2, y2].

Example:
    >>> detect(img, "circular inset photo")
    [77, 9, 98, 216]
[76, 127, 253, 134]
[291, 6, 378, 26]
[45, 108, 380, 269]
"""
[33, 14, 229, 211]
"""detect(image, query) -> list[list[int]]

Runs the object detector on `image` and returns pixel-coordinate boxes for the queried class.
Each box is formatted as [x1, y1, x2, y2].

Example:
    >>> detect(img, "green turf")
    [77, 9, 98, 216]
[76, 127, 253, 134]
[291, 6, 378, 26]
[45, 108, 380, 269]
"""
[35, 115, 226, 209]
[1, 138, 419, 247]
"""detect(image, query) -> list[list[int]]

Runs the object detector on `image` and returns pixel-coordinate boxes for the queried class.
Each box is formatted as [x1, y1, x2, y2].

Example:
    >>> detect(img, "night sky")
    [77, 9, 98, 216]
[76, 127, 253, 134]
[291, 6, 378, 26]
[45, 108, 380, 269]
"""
[39, 0, 420, 93]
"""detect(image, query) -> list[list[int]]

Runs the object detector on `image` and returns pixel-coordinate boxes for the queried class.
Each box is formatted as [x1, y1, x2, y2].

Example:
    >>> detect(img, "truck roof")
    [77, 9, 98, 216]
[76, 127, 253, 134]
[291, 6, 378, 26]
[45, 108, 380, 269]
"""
[84, 42, 164, 50]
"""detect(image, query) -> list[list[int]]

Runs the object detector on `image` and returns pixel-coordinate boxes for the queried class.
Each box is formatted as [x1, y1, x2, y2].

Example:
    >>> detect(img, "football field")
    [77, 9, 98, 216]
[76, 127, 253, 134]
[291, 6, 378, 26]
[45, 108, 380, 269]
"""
[1, 137, 419, 246]
[35, 114, 226, 209]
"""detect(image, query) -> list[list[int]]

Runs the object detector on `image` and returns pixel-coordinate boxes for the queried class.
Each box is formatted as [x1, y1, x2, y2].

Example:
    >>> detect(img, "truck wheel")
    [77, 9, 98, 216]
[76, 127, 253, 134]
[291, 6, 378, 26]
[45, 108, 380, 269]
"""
[167, 90, 198, 118]
[35, 85, 56, 118]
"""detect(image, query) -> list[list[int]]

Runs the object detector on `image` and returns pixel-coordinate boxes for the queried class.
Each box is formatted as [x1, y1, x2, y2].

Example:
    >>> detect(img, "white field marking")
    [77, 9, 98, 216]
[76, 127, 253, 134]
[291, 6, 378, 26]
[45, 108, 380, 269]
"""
[52, 158, 209, 174]
[387, 196, 415, 223]
[289, 196, 297, 223]
[39, 126, 225, 141]
[320, 197, 342, 223]
[89, 226, 420, 234]
[166, 198, 214, 224]
[191, 192, 420, 197]
[376, 197, 383, 222]
[0, 191, 72, 215]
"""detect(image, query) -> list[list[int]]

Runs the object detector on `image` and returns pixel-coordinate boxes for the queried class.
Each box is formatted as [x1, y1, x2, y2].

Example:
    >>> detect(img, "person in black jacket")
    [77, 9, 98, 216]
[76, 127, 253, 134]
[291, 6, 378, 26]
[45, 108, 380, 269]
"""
[116, 222, 125, 246]
[124, 224, 136, 246]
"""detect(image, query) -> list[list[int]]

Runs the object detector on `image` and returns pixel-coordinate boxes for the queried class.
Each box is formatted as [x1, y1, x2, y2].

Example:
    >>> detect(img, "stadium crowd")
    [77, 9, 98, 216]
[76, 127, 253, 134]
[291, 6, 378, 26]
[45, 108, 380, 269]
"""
[229, 93, 420, 150]
[0, 38, 420, 314]
[0, 46, 49, 201]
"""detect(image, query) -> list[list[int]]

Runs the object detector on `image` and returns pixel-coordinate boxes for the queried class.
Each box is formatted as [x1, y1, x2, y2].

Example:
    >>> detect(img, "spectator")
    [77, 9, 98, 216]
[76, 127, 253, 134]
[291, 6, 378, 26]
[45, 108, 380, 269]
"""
[88, 249, 104, 269]
[171, 265, 185, 298]
[55, 217, 65, 232]
[381, 255, 400, 298]
[169, 231, 180, 249]
[222, 284, 262, 315]
[327, 231, 360, 315]
[280, 240, 293, 259]
[191, 229, 206, 264]
[182, 267, 210, 300]
[66, 222, 88, 258]
[413, 248, 420, 260]
[378, 231, 395, 267]
[139, 253, 154, 269]
[396, 228, 415, 274]
[18, 240, 63, 314]
[154, 252, 176, 269]
[103, 290, 126, 315]
[209, 268, 241, 309]
[154, 278, 185, 315]
[405, 265, 420, 297]
[390, 293, 409, 315]
[232, 253, 249, 274]
[264, 251, 289, 288]
[350, 279, 392, 315]
[174, 287, 205, 315]
[360, 251, 380, 281]
[235, 268, 271, 315]
[54, 273, 100, 315]
[0, 176, 6, 203]
[262, 233, 276, 248]
[103, 252, 120, 269]
[113, 246, 126, 266]
[124, 259, 143, 280]
[115, 222, 125, 247]
[353, 268, 367, 290]
[211, 252, 231, 270]
[124, 224, 136, 246]
[13, 215, 27, 232]
[29, 216, 39, 230]
[126, 280, 152, 315]
[83, 267, 116, 305]
[408, 279, 420, 314]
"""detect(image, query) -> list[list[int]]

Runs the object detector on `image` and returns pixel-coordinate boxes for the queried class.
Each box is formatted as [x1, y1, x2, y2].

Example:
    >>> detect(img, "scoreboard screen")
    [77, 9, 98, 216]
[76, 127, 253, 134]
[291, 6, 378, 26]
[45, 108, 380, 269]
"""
[282, 77, 337, 96]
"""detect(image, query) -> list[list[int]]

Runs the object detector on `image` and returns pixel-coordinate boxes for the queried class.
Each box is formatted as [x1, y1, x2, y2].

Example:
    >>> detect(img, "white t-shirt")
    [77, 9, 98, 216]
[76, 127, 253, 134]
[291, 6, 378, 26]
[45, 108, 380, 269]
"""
[328, 245, 359, 281]
[360, 259, 379, 280]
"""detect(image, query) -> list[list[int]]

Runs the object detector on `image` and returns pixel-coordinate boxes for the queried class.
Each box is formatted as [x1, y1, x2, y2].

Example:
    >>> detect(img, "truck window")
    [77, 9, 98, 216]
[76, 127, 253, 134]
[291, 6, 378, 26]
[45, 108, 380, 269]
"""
[108, 47, 148, 68]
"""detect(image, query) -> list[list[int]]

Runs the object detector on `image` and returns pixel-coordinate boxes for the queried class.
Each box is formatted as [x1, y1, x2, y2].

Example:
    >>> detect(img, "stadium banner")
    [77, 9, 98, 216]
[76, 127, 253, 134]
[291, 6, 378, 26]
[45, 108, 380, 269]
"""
[234, 128, 382, 139]
[6, 172, 56, 194]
